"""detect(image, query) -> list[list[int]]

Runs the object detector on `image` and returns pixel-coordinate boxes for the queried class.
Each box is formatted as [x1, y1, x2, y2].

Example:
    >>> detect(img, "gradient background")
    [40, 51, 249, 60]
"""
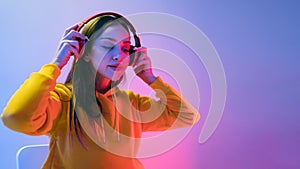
[0, 0, 299, 169]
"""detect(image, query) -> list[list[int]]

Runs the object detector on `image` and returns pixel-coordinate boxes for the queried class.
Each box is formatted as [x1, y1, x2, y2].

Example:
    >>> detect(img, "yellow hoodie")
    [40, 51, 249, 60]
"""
[1, 64, 200, 169]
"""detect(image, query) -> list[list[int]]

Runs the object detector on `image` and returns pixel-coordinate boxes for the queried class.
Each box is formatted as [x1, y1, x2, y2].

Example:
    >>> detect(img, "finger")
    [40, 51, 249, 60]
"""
[59, 40, 80, 51]
[133, 65, 146, 74]
[63, 23, 80, 35]
[136, 55, 150, 64]
[68, 41, 84, 60]
[63, 30, 88, 41]
[134, 46, 147, 53]
[59, 41, 82, 60]
[66, 45, 80, 60]
[135, 47, 148, 59]
[132, 54, 150, 68]
[133, 60, 151, 70]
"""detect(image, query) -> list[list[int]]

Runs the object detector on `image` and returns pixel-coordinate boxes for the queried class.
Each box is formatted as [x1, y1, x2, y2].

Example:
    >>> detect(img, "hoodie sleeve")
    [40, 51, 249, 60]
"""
[138, 77, 200, 132]
[1, 64, 71, 136]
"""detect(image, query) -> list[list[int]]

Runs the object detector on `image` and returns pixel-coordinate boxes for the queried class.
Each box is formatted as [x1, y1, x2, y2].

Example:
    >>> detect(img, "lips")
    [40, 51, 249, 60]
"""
[108, 64, 123, 71]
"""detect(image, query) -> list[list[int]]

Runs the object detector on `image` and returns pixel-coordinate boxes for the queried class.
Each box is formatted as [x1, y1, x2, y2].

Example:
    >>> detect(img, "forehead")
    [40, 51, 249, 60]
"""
[96, 23, 130, 42]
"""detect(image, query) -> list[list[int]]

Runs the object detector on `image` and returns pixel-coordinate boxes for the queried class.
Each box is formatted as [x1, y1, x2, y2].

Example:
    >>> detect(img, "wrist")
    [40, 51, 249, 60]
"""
[50, 59, 63, 70]
[137, 70, 156, 85]
[145, 75, 157, 85]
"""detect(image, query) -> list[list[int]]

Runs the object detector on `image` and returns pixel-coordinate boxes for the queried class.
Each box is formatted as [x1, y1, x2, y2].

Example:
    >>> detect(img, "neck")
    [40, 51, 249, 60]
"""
[95, 73, 112, 94]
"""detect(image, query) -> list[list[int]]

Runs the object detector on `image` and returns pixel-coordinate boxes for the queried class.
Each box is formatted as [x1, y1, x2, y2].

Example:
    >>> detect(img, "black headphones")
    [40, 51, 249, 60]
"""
[76, 12, 141, 66]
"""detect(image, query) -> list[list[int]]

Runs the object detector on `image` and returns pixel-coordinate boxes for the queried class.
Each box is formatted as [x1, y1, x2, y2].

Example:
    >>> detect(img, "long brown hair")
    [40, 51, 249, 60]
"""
[65, 14, 130, 149]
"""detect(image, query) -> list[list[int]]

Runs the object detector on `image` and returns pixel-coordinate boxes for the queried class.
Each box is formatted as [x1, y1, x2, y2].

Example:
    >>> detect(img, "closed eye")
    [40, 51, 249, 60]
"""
[122, 47, 130, 53]
[101, 45, 113, 50]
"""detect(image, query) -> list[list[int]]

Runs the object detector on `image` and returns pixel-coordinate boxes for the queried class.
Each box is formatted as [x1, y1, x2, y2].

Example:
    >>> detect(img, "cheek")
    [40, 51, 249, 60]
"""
[90, 48, 108, 67]
[122, 54, 131, 65]
[91, 56, 102, 69]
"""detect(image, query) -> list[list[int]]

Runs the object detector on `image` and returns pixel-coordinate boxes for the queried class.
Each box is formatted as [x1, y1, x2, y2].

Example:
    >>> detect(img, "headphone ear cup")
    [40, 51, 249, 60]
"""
[129, 45, 136, 66]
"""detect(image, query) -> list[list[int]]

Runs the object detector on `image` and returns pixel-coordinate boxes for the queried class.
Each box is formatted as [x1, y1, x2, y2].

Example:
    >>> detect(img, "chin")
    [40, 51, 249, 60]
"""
[111, 76, 122, 81]
[109, 74, 122, 81]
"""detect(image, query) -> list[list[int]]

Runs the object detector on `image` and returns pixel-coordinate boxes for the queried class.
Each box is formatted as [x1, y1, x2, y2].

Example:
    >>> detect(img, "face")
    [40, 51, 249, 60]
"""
[87, 22, 131, 81]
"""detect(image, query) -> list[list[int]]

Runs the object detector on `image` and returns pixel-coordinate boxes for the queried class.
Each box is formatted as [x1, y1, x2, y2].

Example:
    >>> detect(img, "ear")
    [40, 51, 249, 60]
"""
[83, 53, 92, 62]
[81, 41, 92, 62]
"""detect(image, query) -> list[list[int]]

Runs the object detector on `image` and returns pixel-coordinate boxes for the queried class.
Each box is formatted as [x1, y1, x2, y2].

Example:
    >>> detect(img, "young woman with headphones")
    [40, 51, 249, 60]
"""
[1, 12, 200, 169]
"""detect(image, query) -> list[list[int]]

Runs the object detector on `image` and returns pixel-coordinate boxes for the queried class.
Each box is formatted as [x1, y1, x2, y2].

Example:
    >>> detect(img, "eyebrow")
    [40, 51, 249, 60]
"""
[99, 37, 131, 44]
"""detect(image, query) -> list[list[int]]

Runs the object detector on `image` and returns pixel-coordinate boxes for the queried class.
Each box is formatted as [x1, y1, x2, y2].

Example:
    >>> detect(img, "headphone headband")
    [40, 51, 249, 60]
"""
[76, 12, 141, 47]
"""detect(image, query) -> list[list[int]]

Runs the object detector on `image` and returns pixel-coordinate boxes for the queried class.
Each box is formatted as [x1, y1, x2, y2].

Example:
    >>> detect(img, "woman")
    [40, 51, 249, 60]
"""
[1, 12, 200, 169]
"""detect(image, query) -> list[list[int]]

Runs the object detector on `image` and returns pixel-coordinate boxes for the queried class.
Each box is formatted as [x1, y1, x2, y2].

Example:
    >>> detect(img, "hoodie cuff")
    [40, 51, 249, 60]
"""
[39, 64, 61, 80]
[149, 76, 170, 94]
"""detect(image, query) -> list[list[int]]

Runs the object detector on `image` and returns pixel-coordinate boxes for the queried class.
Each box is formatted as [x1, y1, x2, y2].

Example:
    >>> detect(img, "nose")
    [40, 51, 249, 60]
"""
[112, 45, 123, 62]
[112, 54, 121, 61]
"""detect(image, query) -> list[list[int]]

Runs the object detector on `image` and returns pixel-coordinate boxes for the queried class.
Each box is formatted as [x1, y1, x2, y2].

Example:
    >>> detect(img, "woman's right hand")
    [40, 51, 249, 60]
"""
[51, 24, 88, 69]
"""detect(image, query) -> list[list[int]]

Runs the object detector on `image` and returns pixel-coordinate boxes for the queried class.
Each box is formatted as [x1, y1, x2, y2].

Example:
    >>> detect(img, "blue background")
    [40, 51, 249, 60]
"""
[1, 0, 299, 169]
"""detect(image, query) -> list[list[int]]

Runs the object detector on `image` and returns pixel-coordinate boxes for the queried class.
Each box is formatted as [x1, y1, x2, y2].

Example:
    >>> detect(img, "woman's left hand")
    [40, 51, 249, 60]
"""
[132, 47, 157, 84]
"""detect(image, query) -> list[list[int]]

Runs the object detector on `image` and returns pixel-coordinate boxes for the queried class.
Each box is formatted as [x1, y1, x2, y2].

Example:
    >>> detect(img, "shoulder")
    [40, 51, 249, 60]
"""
[122, 89, 141, 99]
[115, 89, 142, 104]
